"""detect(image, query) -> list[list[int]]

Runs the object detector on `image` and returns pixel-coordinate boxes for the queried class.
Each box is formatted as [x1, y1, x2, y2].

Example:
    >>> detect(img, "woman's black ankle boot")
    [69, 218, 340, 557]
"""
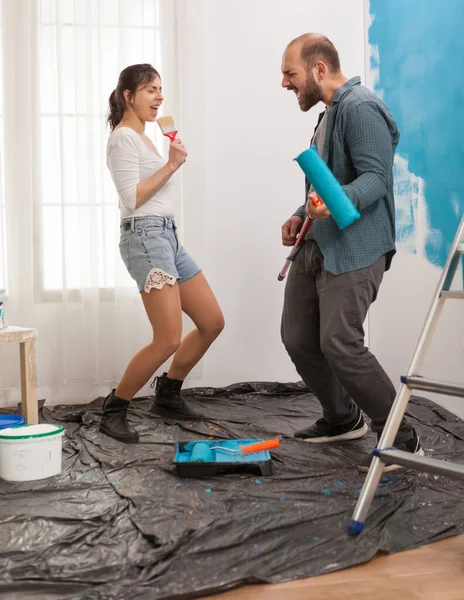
[99, 390, 139, 443]
[150, 373, 203, 421]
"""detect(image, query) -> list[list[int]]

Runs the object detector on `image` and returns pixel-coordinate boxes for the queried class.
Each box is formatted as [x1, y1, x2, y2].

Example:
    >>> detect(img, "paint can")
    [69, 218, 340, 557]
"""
[0, 424, 65, 482]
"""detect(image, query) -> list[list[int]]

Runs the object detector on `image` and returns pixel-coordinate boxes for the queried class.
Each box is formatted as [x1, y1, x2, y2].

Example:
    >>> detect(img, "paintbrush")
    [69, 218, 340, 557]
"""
[157, 115, 178, 141]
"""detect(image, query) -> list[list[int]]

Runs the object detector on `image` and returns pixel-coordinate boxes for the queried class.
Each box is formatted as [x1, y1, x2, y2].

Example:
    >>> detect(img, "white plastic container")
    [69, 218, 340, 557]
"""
[0, 423, 65, 482]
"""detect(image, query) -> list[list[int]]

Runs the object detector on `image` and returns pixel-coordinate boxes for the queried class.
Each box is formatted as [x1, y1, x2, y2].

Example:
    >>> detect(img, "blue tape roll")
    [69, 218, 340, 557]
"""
[294, 146, 360, 230]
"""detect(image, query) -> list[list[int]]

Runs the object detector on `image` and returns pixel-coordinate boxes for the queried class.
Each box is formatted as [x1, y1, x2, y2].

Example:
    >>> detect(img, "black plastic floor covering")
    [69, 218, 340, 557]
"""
[1, 381, 464, 600]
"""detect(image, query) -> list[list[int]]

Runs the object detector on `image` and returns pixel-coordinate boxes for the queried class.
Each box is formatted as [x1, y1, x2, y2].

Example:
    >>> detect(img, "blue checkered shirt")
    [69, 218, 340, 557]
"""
[294, 76, 400, 274]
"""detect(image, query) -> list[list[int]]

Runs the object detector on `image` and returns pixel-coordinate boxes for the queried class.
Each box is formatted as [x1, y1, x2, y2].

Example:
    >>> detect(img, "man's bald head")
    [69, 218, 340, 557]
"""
[287, 34, 341, 74]
[281, 34, 344, 112]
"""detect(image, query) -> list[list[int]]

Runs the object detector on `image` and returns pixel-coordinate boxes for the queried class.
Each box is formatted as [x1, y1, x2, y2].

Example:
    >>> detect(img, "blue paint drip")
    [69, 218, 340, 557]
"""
[322, 489, 331, 496]
[253, 544, 259, 549]
[313, 536, 320, 541]
[336, 480, 345, 487]
[369, 0, 464, 267]
[205, 488, 212, 493]
[255, 479, 262, 485]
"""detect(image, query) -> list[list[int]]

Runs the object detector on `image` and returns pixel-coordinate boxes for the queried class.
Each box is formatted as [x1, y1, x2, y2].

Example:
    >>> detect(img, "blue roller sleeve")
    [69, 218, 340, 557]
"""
[294, 146, 360, 230]
[190, 442, 214, 462]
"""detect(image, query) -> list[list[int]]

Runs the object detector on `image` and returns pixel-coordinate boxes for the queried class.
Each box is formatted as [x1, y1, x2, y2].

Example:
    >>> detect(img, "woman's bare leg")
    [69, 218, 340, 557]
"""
[167, 272, 224, 381]
[115, 283, 183, 400]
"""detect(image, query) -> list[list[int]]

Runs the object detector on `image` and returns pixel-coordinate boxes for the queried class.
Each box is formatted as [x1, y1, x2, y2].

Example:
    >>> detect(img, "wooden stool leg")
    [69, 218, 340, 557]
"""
[19, 339, 38, 424]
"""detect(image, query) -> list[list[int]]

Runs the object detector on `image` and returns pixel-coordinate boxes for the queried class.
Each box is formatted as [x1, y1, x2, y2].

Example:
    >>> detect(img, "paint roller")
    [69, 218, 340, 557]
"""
[188, 438, 280, 462]
[210, 438, 280, 455]
[294, 146, 360, 230]
[190, 442, 214, 462]
[278, 146, 360, 281]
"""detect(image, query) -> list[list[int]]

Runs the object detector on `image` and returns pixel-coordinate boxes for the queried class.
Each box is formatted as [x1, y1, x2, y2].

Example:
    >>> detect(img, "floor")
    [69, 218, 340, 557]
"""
[3, 389, 464, 599]
[207, 535, 464, 600]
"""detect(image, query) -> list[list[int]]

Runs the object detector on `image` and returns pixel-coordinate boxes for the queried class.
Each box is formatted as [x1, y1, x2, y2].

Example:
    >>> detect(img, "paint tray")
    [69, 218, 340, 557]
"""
[173, 439, 273, 477]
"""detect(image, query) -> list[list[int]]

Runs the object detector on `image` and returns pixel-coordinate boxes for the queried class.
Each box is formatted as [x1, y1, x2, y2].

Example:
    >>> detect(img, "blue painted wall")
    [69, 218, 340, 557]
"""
[369, 0, 464, 267]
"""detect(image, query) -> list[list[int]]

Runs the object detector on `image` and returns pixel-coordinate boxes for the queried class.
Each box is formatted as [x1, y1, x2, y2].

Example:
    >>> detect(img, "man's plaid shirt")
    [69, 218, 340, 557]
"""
[294, 76, 400, 275]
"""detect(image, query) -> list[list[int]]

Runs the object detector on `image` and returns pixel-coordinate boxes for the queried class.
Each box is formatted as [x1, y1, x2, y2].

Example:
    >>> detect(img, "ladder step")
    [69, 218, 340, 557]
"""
[374, 448, 464, 481]
[441, 290, 464, 299]
[457, 243, 464, 253]
[400, 375, 464, 397]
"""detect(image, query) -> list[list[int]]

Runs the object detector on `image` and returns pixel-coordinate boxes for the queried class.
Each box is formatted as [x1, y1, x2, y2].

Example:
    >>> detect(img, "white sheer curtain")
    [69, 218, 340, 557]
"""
[0, 0, 181, 407]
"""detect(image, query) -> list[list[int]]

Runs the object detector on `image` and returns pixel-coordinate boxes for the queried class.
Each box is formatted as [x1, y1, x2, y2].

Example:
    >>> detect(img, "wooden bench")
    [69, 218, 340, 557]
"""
[0, 327, 38, 424]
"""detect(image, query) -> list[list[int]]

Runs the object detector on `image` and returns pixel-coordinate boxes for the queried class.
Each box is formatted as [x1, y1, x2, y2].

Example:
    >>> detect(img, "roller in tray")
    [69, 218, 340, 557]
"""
[173, 438, 279, 477]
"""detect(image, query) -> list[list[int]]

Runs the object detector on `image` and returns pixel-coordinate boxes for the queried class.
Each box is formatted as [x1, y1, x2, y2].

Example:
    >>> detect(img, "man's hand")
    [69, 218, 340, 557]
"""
[281, 216, 303, 246]
[306, 192, 331, 220]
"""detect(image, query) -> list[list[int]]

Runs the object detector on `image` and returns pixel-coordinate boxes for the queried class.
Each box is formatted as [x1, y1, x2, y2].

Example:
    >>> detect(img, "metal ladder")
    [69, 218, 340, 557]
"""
[349, 214, 464, 535]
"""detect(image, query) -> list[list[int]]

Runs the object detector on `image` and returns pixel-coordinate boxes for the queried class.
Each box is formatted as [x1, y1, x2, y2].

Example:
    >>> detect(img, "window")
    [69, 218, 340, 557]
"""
[38, 0, 166, 292]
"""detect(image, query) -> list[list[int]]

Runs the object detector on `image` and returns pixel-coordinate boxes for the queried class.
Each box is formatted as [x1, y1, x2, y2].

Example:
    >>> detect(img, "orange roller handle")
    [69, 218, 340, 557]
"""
[311, 193, 324, 207]
[240, 438, 280, 455]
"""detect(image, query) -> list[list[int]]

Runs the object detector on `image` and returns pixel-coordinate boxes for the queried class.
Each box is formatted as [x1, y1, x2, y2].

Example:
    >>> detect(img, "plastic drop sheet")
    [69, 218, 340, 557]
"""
[1, 382, 464, 600]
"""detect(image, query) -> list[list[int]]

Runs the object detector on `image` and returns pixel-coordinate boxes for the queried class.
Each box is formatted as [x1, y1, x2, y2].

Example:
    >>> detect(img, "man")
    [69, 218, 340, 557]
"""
[280, 33, 423, 471]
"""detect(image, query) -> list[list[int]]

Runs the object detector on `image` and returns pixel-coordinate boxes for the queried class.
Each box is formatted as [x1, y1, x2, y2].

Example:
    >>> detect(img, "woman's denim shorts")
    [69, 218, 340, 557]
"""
[119, 216, 201, 293]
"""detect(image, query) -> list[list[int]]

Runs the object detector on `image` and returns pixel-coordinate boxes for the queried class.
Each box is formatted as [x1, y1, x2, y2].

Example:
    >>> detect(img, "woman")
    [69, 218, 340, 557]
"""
[102, 64, 224, 443]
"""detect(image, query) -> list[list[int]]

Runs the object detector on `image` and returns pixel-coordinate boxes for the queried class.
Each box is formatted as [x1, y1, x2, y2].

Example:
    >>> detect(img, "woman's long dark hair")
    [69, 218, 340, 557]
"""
[107, 64, 161, 131]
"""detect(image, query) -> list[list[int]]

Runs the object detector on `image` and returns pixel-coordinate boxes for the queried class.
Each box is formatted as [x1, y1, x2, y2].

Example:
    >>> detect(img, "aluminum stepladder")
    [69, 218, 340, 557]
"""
[349, 214, 464, 535]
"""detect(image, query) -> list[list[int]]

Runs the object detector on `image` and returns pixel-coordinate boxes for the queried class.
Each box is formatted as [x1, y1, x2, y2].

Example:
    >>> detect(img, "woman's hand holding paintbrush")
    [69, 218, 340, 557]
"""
[157, 115, 187, 170]
[168, 137, 188, 170]
[133, 116, 186, 208]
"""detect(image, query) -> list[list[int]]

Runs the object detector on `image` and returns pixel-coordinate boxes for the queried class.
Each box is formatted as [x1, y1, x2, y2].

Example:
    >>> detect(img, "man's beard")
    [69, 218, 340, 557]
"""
[299, 73, 323, 112]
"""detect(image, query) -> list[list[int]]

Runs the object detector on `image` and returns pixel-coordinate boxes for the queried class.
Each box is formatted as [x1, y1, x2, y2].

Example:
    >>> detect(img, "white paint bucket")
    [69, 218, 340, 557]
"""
[0, 423, 65, 482]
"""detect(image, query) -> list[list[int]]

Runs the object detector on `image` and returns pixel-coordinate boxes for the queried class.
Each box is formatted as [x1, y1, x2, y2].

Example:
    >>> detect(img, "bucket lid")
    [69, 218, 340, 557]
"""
[0, 423, 64, 440]
[0, 414, 26, 430]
